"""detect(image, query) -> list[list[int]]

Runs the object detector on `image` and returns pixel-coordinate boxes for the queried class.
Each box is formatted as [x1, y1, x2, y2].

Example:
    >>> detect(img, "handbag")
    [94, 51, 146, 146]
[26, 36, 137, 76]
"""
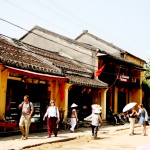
[146, 121, 149, 126]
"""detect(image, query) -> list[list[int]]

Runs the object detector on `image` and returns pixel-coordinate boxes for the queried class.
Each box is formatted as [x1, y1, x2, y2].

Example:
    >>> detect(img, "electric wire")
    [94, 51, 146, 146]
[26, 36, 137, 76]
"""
[0, 33, 95, 73]
[4, 0, 70, 35]
[0, 17, 95, 58]
[0, 33, 144, 79]
[0, 17, 144, 77]
[3, 0, 146, 66]
[0, 3, 145, 78]
[3, 0, 99, 67]
[3, 0, 148, 63]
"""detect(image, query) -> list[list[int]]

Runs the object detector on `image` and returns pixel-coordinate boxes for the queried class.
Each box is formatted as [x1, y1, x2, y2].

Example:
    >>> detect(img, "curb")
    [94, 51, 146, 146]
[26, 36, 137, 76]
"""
[22, 137, 77, 149]
[114, 124, 141, 132]
[23, 125, 139, 149]
[1, 124, 141, 150]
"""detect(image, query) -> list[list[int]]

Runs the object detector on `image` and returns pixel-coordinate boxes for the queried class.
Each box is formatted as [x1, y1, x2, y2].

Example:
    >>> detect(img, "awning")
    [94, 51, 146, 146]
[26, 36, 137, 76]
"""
[66, 75, 108, 88]
[6, 66, 67, 81]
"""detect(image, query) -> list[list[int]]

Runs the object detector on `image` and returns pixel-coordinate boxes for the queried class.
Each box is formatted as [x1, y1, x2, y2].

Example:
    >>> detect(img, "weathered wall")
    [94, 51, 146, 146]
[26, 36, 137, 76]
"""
[21, 30, 95, 71]
[0, 65, 8, 119]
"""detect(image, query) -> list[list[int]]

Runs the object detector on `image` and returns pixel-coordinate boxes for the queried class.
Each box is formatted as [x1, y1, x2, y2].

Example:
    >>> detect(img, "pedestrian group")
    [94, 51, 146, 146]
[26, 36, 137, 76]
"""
[128, 104, 149, 136]
[18, 95, 149, 140]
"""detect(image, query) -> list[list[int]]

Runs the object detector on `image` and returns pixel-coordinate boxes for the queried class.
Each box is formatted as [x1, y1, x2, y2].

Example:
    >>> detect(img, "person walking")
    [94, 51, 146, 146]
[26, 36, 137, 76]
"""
[43, 100, 60, 138]
[128, 107, 137, 136]
[70, 103, 78, 132]
[137, 104, 148, 136]
[84, 107, 102, 139]
[18, 95, 34, 140]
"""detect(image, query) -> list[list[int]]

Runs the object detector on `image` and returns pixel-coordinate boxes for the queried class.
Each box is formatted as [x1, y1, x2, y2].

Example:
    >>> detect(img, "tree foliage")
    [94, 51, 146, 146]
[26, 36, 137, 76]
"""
[142, 62, 150, 108]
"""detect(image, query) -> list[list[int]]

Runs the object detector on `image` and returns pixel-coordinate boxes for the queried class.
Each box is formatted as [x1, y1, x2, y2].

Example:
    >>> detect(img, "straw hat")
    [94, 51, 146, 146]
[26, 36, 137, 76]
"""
[71, 103, 78, 108]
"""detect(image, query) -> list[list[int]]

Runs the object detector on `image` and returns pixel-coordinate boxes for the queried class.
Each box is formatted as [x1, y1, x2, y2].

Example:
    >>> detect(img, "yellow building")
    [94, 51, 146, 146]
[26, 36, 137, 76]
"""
[20, 26, 146, 119]
[76, 30, 146, 114]
[0, 35, 108, 132]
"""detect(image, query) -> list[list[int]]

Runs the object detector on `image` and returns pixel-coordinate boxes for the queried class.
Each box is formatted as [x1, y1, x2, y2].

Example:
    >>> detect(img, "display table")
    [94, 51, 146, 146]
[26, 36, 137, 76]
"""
[0, 120, 17, 132]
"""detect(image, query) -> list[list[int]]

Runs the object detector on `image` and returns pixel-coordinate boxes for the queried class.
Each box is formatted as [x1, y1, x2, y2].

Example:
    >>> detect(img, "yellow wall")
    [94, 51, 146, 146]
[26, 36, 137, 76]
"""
[49, 80, 71, 119]
[64, 83, 72, 119]
[125, 54, 145, 67]
[100, 89, 107, 119]
[130, 71, 143, 109]
[114, 87, 118, 114]
[130, 88, 142, 109]
[0, 65, 8, 119]
[91, 89, 107, 120]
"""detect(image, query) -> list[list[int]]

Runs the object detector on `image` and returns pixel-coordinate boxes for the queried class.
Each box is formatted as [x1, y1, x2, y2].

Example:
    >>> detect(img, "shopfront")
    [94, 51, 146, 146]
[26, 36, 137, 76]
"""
[68, 86, 92, 120]
[0, 66, 67, 133]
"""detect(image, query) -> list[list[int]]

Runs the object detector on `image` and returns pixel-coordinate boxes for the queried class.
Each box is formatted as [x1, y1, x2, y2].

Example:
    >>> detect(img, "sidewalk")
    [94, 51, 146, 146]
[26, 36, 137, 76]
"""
[0, 123, 140, 150]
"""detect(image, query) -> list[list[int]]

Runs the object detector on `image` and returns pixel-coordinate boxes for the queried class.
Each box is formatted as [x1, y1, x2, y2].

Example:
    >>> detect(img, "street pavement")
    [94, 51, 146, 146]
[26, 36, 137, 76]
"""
[0, 123, 148, 150]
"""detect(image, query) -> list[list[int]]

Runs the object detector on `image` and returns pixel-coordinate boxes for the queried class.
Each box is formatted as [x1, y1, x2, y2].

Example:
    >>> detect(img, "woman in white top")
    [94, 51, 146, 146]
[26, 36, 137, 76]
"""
[43, 100, 60, 138]
[70, 108, 78, 132]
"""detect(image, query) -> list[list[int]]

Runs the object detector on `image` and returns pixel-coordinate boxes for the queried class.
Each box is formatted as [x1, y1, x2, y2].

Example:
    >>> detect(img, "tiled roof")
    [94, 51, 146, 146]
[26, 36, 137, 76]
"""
[75, 31, 126, 54]
[0, 36, 108, 88]
[0, 36, 61, 75]
[0, 36, 93, 76]
[22, 42, 93, 74]
[66, 75, 108, 88]
[20, 26, 145, 67]
[20, 26, 98, 52]
[75, 31, 146, 63]
[79, 43, 145, 69]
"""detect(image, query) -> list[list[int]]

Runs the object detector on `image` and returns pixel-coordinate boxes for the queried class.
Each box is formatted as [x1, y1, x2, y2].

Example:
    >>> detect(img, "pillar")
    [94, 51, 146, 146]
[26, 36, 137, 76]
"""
[64, 83, 72, 119]
[114, 87, 118, 114]
[0, 65, 8, 119]
[100, 89, 107, 120]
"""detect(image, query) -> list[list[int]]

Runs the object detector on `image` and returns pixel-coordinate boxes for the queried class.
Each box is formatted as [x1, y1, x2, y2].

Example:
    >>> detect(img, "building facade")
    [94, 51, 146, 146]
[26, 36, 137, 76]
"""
[0, 35, 107, 132]
[75, 30, 146, 114]
[20, 26, 145, 118]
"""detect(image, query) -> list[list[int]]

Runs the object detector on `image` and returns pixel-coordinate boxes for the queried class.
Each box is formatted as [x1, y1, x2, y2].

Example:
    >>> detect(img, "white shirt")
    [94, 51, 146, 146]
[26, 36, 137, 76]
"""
[85, 113, 102, 126]
[44, 106, 59, 118]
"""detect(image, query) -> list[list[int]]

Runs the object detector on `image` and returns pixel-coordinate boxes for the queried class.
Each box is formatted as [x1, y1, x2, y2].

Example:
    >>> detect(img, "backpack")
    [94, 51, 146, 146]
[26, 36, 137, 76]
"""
[22, 101, 35, 117]
[29, 102, 35, 117]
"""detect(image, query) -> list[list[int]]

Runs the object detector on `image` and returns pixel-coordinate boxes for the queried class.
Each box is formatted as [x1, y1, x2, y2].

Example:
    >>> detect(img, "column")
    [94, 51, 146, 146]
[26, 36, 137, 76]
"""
[0, 65, 8, 119]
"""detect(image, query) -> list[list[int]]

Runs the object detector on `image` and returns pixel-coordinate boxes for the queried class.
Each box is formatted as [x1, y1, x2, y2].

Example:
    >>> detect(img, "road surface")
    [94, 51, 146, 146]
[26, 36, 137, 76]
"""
[23, 126, 150, 150]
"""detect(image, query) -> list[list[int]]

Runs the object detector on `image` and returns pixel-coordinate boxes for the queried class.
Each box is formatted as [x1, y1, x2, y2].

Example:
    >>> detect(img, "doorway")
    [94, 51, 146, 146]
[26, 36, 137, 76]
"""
[118, 91, 126, 113]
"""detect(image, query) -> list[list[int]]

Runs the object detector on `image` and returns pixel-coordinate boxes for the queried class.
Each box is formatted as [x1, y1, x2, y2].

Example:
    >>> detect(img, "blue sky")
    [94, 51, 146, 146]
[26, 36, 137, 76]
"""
[0, 0, 150, 62]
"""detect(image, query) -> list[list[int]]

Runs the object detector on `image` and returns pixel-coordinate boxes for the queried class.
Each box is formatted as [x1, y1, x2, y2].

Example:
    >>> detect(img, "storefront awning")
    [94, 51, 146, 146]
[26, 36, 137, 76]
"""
[66, 75, 108, 88]
[6, 66, 67, 81]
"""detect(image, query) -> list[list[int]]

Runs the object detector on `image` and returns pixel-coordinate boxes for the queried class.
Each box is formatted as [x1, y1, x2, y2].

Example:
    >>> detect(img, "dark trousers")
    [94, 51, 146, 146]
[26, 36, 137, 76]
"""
[47, 117, 57, 136]
[91, 125, 98, 136]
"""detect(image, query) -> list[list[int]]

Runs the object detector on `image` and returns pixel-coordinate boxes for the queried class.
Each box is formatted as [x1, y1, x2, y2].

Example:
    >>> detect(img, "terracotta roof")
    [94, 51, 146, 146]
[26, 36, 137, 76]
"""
[0, 36, 61, 75]
[0, 36, 94, 76]
[21, 42, 93, 74]
[66, 75, 108, 88]
[0, 36, 108, 88]
[20, 26, 145, 67]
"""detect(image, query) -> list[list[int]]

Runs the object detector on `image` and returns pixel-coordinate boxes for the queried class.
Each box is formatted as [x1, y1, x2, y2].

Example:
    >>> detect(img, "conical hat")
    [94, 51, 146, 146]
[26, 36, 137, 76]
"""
[71, 103, 78, 108]
[93, 109, 101, 114]
[91, 104, 102, 110]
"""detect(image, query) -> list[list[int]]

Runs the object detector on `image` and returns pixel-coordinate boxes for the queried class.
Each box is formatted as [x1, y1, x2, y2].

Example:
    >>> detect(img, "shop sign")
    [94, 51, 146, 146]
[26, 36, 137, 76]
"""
[117, 75, 129, 82]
